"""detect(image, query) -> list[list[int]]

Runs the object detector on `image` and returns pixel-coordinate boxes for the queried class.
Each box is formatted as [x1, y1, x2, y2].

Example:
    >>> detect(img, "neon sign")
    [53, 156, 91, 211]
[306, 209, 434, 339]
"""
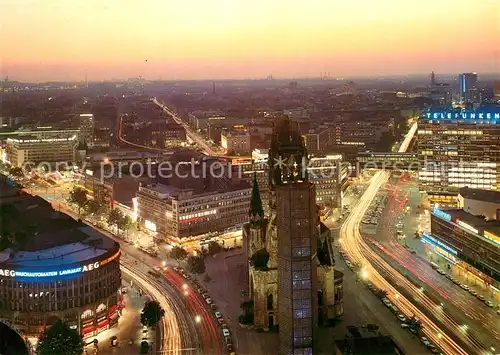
[0, 261, 101, 279]
[432, 208, 451, 222]
[483, 231, 500, 245]
[422, 233, 458, 256]
[426, 111, 500, 121]
[456, 220, 479, 234]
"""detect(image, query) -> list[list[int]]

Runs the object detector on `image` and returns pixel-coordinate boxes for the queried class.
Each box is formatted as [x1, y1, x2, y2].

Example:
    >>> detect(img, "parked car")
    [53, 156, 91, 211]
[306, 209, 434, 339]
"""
[400, 323, 410, 329]
[460, 284, 469, 290]
[429, 345, 440, 354]
[222, 328, 230, 337]
[485, 300, 494, 307]
[397, 313, 407, 323]
[206, 298, 213, 305]
[420, 337, 431, 347]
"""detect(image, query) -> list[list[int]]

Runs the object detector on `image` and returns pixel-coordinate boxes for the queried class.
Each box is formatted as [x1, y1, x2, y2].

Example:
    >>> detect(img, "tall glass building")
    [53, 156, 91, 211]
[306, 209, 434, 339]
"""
[418, 108, 500, 206]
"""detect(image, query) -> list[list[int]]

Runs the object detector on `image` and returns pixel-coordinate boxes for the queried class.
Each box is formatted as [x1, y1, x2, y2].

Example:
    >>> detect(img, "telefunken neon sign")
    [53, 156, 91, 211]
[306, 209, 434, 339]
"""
[0, 261, 100, 278]
[426, 111, 500, 120]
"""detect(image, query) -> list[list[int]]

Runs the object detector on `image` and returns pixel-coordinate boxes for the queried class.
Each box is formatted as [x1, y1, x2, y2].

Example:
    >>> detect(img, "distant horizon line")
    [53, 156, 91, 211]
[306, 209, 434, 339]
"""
[3, 71, 500, 85]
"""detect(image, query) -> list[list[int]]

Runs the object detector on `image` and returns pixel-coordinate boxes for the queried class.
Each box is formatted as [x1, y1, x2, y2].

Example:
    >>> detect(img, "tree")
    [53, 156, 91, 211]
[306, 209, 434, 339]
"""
[85, 199, 106, 217]
[208, 241, 222, 255]
[250, 248, 269, 269]
[36, 320, 84, 355]
[118, 215, 134, 235]
[141, 300, 165, 328]
[170, 246, 188, 262]
[107, 208, 124, 233]
[187, 255, 206, 275]
[140, 341, 150, 354]
[70, 187, 88, 216]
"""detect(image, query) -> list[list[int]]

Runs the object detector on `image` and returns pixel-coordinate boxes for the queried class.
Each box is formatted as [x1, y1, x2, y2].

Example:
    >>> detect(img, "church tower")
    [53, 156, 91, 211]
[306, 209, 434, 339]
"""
[247, 173, 266, 255]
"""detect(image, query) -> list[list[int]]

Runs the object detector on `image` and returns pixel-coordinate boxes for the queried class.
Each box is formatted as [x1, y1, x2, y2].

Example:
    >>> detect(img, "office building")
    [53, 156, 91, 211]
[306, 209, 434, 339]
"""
[0, 184, 122, 338]
[79, 113, 95, 147]
[136, 180, 251, 244]
[418, 108, 500, 206]
[234, 149, 348, 212]
[221, 130, 251, 156]
[427, 206, 500, 295]
[74, 166, 144, 209]
[151, 120, 186, 148]
[5, 134, 78, 167]
[459, 73, 479, 105]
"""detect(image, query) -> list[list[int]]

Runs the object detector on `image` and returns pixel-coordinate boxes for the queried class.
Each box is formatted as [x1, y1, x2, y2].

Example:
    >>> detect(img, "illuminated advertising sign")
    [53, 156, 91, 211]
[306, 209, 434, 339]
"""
[484, 231, 500, 245]
[0, 261, 101, 279]
[422, 233, 458, 256]
[425, 110, 500, 122]
[432, 208, 452, 222]
[456, 220, 479, 234]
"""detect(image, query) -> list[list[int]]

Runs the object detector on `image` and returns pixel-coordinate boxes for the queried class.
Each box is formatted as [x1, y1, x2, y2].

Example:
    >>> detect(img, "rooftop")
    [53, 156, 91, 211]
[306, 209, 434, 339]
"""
[1, 226, 114, 267]
[436, 208, 500, 237]
[459, 187, 500, 204]
[0, 181, 118, 266]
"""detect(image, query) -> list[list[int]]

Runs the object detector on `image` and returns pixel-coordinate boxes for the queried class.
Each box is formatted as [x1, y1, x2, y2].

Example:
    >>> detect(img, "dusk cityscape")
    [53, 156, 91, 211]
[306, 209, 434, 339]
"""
[1, 1, 500, 355]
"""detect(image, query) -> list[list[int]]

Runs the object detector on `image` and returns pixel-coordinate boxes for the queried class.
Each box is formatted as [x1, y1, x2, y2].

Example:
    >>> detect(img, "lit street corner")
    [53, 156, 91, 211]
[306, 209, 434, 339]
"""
[83, 279, 153, 355]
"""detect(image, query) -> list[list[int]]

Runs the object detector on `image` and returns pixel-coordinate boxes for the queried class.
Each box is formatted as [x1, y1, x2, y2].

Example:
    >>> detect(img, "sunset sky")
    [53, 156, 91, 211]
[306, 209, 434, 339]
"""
[1, 0, 499, 81]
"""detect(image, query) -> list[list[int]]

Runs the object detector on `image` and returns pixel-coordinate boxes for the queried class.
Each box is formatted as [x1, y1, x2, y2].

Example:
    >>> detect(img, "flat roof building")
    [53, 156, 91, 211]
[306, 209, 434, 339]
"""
[5, 134, 78, 167]
[136, 178, 251, 244]
[428, 206, 500, 293]
[458, 187, 500, 221]
[0, 183, 122, 338]
[418, 108, 500, 207]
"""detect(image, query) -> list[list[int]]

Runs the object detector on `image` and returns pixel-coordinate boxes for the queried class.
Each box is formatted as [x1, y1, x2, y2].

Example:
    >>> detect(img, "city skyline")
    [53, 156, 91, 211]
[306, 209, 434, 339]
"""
[1, 0, 499, 82]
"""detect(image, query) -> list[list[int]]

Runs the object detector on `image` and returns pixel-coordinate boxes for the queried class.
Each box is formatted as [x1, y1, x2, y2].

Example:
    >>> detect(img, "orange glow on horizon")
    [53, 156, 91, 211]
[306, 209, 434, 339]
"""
[1, 0, 499, 81]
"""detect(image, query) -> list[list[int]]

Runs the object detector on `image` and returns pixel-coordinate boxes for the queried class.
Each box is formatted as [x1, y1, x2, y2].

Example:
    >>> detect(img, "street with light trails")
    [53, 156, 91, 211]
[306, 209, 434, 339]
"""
[338, 122, 499, 355]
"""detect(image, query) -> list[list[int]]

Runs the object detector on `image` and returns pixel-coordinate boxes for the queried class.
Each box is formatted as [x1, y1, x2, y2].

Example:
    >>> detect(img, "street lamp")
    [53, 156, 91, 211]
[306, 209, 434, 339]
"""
[182, 284, 188, 290]
[195, 315, 201, 323]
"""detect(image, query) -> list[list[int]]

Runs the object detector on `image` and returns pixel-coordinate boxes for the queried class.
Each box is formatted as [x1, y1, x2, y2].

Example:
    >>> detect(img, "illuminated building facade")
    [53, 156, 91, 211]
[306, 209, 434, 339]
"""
[234, 149, 348, 212]
[221, 130, 251, 156]
[418, 109, 500, 207]
[5, 135, 78, 167]
[458, 73, 479, 105]
[78, 113, 95, 147]
[0, 187, 122, 338]
[136, 182, 251, 243]
[428, 207, 500, 294]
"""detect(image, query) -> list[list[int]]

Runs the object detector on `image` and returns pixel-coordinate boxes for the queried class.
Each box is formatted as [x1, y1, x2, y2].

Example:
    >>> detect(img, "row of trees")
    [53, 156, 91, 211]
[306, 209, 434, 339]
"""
[69, 187, 134, 234]
[35, 300, 166, 355]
